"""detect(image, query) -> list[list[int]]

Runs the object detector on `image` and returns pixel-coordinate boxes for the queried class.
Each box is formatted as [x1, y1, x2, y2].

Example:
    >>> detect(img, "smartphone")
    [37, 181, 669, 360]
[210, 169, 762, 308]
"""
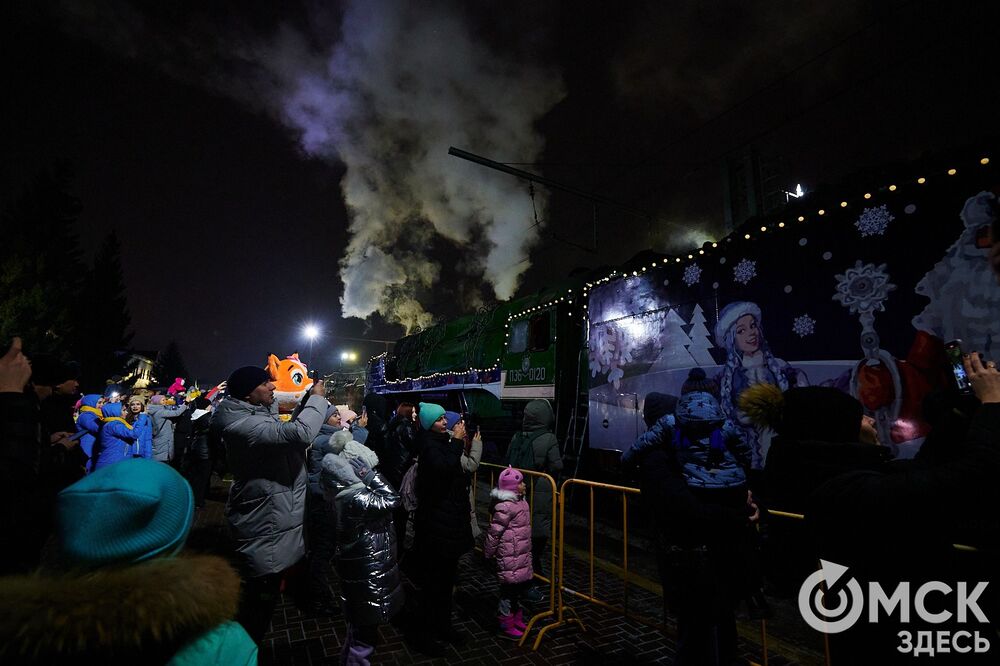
[944, 340, 973, 394]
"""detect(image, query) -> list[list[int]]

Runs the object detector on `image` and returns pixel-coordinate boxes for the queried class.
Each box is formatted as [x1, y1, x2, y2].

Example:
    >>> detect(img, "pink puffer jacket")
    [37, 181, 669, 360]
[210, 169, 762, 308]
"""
[484, 489, 533, 584]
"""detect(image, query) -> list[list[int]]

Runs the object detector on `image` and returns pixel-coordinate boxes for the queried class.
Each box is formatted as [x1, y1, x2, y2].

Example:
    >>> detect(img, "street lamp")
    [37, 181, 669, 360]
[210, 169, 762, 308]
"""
[303, 324, 320, 368]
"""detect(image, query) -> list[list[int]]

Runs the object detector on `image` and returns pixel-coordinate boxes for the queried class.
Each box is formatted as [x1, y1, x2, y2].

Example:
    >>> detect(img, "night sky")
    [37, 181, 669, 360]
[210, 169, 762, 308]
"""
[3, 0, 997, 382]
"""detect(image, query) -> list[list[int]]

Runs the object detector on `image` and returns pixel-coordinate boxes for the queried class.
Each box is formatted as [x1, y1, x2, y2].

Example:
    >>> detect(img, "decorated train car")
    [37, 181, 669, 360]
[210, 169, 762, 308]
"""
[369, 144, 998, 474]
[585, 146, 999, 471]
[366, 280, 587, 449]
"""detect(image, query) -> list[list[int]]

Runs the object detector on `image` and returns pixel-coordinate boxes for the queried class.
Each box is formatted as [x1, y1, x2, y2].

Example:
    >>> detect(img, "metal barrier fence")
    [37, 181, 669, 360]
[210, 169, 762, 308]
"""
[471, 462, 559, 648]
[526, 478, 770, 661]
[469, 469, 983, 661]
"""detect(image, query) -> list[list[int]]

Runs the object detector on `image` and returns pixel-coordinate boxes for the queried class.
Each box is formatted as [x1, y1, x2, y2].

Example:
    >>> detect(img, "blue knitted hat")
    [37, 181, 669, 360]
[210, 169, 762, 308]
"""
[676, 391, 724, 425]
[56, 459, 194, 569]
[444, 411, 463, 431]
[418, 402, 446, 431]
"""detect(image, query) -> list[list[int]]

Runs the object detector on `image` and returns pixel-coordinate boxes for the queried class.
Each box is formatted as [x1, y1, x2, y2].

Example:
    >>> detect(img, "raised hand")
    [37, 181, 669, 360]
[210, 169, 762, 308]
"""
[0, 337, 31, 393]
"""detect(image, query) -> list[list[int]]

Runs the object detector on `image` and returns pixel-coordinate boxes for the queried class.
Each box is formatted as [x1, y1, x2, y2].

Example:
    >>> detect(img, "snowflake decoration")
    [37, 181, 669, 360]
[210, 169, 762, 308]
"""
[733, 258, 757, 285]
[682, 263, 702, 286]
[588, 323, 634, 390]
[792, 314, 816, 338]
[833, 261, 896, 315]
[855, 204, 895, 237]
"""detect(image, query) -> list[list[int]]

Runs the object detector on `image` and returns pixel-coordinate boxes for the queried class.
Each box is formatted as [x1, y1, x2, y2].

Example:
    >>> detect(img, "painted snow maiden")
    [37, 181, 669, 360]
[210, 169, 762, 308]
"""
[715, 301, 807, 470]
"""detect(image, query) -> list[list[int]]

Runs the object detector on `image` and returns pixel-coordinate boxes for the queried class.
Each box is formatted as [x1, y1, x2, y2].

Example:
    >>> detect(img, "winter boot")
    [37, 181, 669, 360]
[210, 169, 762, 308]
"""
[498, 614, 524, 641]
[512, 608, 528, 631]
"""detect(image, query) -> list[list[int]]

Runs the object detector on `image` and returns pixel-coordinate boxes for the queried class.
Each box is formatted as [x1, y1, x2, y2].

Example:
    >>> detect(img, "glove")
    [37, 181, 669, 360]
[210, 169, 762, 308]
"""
[349, 457, 376, 484]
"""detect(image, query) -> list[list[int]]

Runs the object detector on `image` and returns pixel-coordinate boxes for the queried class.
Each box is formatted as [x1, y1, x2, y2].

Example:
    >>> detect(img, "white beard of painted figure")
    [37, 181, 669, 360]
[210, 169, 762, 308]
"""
[912, 192, 1000, 353]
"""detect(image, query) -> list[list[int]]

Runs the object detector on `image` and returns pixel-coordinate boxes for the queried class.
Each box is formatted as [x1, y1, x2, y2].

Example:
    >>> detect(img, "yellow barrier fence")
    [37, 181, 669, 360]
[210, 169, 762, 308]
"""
[471, 462, 559, 648]
[467, 470, 983, 660]
[529, 477, 771, 662]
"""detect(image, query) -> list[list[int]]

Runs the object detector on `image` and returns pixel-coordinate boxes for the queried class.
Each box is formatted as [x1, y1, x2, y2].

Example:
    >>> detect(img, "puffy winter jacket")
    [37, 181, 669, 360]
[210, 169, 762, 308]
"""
[92, 404, 138, 471]
[382, 414, 417, 489]
[506, 400, 562, 538]
[307, 423, 342, 496]
[131, 413, 153, 460]
[361, 393, 388, 461]
[414, 429, 473, 558]
[632, 414, 750, 548]
[0, 554, 257, 666]
[146, 403, 189, 462]
[484, 489, 533, 584]
[211, 393, 326, 576]
[75, 395, 103, 467]
[321, 452, 404, 626]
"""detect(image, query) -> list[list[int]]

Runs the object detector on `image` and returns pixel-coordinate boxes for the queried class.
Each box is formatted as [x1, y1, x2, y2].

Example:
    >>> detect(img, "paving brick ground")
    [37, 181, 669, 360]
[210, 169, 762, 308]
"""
[189, 478, 822, 665]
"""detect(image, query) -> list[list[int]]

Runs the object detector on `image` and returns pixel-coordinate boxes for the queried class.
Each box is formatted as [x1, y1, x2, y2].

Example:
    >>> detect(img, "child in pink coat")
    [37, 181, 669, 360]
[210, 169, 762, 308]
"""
[483, 466, 534, 640]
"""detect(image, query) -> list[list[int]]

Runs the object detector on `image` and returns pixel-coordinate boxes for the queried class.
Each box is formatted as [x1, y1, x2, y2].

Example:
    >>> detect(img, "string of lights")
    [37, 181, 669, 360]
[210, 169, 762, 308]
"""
[373, 153, 992, 382]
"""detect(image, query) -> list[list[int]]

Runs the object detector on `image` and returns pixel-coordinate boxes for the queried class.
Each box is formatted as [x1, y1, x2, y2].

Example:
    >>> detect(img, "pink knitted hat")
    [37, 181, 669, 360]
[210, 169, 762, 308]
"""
[498, 465, 523, 492]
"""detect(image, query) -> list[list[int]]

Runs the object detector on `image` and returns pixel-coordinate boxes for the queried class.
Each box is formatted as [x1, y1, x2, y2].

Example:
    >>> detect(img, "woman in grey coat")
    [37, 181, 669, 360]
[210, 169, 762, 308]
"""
[322, 430, 404, 665]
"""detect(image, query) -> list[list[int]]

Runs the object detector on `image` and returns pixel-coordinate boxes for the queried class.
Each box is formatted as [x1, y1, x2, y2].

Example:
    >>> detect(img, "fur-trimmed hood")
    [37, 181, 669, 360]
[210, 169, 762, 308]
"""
[0, 555, 242, 664]
[490, 488, 520, 502]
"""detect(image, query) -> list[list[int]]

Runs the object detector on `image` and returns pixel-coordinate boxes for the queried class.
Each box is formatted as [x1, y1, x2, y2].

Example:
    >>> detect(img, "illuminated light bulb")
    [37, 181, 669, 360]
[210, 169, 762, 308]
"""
[744, 233, 751, 239]
[947, 168, 957, 176]
[981, 157, 990, 165]
[711, 242, 718, 248]
[651, 262, 657, 267]
[687, 254, 693, 259]
[840, 201, 847, 208]
[797, 216, 805, 222]
[778, 222, 785, 228]
[818, 209, 825, 215]
[675, 258, 681, 263]
[864, 193, 872, 199]
[632, 271, 638, 276]
[889, 184, 897, 191]
[917, 177, 926, 184]
[760, 226, 767, 232]
[698, 249, 704, 255]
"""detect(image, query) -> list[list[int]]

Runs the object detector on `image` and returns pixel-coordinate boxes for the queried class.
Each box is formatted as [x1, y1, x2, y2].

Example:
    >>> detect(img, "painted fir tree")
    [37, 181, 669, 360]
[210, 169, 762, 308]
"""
[687, 304, 716, 365]
[659, 308, 698, 368]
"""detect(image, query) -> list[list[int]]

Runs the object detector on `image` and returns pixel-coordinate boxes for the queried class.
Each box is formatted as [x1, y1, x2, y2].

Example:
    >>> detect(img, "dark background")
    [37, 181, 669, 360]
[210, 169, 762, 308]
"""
[3, 0, 998, 381]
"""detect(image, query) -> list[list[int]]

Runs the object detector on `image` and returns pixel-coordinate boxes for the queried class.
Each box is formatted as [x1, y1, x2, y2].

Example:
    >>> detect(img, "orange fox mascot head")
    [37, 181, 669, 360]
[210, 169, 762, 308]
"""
[267, 353, 313, 414]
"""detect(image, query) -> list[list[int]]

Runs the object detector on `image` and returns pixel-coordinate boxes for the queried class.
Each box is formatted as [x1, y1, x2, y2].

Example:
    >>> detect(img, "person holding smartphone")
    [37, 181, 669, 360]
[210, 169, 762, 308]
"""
[806, 352, 1000, 662]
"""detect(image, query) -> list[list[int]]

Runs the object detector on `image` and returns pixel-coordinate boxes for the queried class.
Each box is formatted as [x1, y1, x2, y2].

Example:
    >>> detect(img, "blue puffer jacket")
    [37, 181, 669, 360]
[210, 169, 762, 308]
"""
[132, 413, 153, 459]
[75, 395, 103, 470]
[308, 424, 342, 496]
[92, 403, 138, 471]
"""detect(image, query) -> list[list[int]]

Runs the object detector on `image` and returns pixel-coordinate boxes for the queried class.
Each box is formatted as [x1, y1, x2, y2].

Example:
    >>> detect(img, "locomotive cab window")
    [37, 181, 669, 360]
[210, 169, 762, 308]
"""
[507, 311, 551, 353]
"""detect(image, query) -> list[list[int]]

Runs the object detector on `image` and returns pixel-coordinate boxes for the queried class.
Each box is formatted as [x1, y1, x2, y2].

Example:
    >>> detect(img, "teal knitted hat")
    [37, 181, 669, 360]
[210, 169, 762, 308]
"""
[56, 459, 195, 568]
[418, 402, 446, 431]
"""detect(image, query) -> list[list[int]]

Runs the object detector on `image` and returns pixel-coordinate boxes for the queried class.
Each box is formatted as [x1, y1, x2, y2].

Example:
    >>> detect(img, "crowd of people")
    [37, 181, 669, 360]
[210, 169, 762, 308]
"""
[0, 337, 564, 664]
[3, 246, 999, 665]
[621, 339, 1000, 663]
